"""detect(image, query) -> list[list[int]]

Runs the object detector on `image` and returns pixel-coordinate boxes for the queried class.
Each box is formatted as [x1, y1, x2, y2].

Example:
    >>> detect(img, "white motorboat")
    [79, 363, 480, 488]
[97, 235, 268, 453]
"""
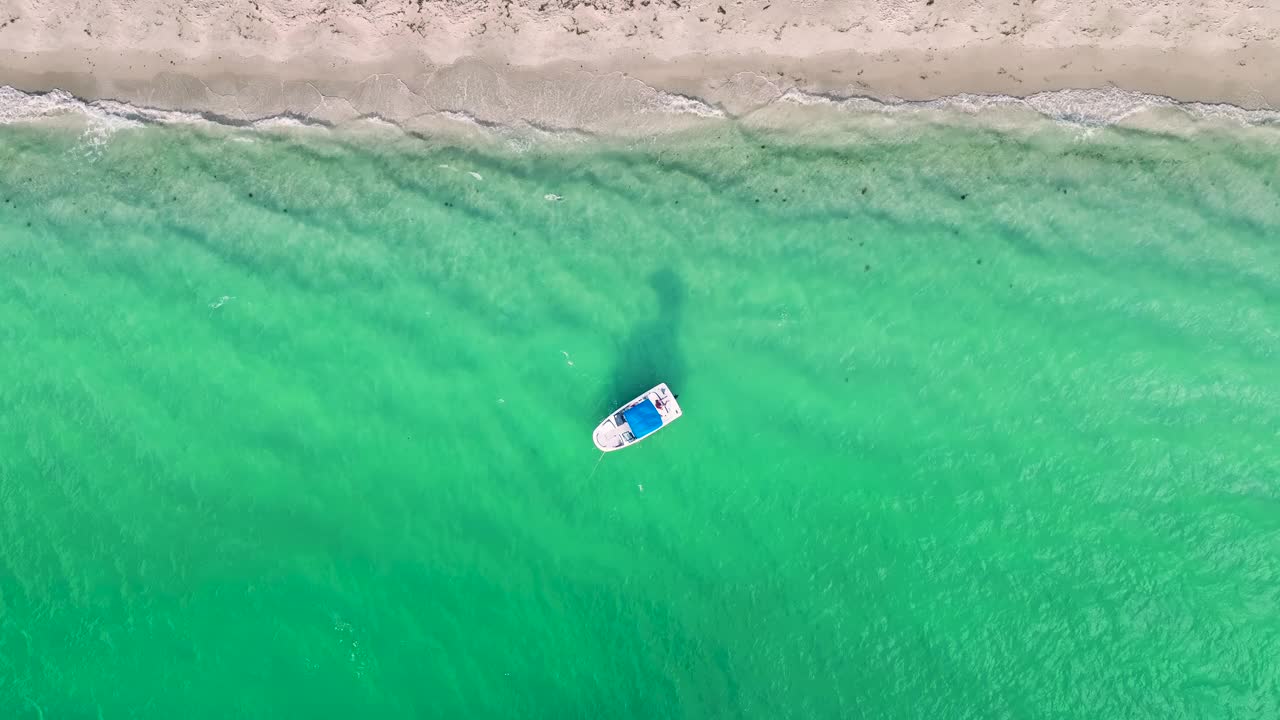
[592, 383, 682, 452]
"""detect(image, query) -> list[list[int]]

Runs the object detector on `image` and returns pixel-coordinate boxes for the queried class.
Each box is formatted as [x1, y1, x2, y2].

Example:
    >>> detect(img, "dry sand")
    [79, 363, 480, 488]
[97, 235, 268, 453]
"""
[0, 0, 1277, 129]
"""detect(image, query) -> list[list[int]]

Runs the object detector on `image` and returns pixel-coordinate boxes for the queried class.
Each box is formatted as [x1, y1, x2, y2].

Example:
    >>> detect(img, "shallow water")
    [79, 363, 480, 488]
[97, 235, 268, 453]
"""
[2, 117, 1279, 719]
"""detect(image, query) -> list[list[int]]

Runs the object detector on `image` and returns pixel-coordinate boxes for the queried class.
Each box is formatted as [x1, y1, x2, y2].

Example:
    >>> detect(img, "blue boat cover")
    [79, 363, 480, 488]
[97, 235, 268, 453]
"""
[624, 399, 663, 439]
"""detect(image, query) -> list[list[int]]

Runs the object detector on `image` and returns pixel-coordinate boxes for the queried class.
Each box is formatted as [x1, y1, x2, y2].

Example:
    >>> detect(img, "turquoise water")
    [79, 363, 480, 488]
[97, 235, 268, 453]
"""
[2, 116, 1279, 719]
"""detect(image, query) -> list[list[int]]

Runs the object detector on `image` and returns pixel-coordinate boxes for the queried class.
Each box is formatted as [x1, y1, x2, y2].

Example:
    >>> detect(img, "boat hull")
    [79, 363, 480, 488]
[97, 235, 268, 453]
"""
[592, 383, 682, 452]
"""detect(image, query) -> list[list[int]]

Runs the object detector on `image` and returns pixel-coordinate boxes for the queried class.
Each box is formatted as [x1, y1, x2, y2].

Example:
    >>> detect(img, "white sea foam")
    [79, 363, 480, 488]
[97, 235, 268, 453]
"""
[0, 86, 320, 133]
[776, 86, 1280, 128]
[353, 115, 402, 131]
[251, 116, 312, 130]
[2, 83, 1276, 141]
[92, 99, 207, 125]
[0, 87, 143, 130]
[644, 90, 728, 119]
[439, 110, 486, 128]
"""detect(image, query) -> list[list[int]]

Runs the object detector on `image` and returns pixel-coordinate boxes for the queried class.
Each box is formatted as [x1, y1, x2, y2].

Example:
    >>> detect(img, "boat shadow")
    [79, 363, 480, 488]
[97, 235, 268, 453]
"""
[605, 268, 687, 409]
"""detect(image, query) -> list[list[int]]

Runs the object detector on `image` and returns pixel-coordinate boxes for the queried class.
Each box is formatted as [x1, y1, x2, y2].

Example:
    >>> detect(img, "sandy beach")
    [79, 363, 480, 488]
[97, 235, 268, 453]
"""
[1, 0, 1278, 129]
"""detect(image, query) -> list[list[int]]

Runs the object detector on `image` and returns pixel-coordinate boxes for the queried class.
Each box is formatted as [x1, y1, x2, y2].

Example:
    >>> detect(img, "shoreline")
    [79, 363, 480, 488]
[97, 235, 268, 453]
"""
[3, 61, 1278, 140]
[1, 0, 1277, 135]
